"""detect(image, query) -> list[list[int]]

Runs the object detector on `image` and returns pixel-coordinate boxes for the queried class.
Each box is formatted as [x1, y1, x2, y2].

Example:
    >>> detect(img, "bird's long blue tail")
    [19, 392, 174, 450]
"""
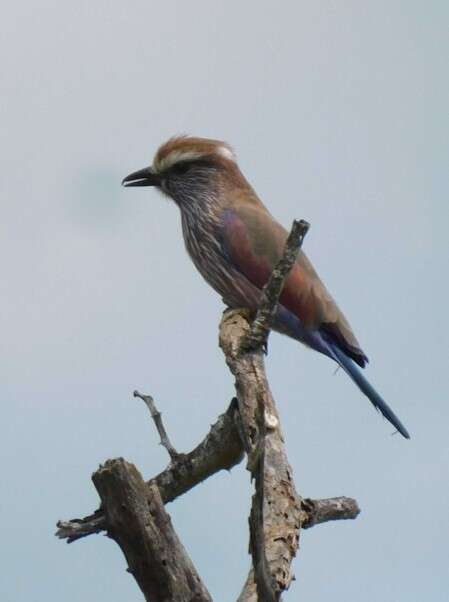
[328, 343, 410, 439]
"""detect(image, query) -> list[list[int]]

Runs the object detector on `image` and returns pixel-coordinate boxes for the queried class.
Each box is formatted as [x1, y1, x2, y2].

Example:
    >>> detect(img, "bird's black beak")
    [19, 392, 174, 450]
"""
[122, 166, 161, 187]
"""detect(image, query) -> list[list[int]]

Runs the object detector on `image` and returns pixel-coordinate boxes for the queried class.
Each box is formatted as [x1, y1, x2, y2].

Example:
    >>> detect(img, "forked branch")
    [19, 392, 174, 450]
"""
[56, 218, 361, 602]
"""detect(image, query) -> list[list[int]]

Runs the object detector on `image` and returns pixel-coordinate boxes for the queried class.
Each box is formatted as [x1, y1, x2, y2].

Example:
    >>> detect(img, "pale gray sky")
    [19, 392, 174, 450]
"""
[1, 1, 448, 600]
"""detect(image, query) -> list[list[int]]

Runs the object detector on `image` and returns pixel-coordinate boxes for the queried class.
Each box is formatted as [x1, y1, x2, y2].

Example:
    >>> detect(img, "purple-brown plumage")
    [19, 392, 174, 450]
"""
[122, 136, 410, 439]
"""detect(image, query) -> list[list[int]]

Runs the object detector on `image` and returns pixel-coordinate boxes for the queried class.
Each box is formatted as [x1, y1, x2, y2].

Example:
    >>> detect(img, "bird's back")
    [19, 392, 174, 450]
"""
[220, 184, 369, 367]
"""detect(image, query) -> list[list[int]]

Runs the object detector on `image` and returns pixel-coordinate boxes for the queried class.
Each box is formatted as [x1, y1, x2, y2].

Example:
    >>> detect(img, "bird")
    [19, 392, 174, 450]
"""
[122, 136, 410, 439]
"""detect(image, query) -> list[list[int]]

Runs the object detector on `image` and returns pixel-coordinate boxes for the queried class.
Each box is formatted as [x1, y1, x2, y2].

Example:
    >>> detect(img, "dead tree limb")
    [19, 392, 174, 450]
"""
[220, 310, 301, 601]
[93, 458, 212, 602]
[56, 400, 244, 542]
[236, 495, 362, 602]
[219, 219, 310, 600]
[134, 390, 180, 461]
[244, 219, 310, 351]
[56, 489, 359, 545]
[56, 218, 361, 601]
[301, 496, 360, 529]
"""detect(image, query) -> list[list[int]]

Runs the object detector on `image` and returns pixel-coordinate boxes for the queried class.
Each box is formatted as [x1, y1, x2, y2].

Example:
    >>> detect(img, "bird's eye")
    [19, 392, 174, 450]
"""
[172, 162, 191, 176]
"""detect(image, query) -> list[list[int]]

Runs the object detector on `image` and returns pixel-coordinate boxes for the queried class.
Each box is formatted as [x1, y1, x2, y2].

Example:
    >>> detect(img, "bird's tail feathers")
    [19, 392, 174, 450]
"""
[327, 343, 410, 439]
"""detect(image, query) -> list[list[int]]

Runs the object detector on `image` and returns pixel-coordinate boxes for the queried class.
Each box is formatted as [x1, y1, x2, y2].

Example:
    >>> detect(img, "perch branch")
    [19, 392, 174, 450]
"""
[134, 389, 179, 461]
[220, 309, 302, 601]
[220, 218, 311, 600]
[56, 215, 361, 599]
[92, 458, 212, 602]
[244, 219, 310, 351]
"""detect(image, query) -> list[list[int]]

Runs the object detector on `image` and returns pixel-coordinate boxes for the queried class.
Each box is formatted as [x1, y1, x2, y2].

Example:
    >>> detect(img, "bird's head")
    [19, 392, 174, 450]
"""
[122, 136, 240, 207]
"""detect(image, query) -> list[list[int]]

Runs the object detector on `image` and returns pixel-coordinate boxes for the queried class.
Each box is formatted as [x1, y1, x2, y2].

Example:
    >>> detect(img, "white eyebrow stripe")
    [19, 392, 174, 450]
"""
[155, 150, 205, 172]
[153, 145, 235, 173]
[216, 145, 236, 161]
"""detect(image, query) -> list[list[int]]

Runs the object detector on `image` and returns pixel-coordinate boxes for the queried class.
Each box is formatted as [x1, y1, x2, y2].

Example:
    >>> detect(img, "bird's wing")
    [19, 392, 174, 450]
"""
[221, 204, 368, 366]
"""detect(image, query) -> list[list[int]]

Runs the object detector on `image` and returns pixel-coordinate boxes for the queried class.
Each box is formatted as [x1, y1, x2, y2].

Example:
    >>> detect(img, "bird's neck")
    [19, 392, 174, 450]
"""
[178, 190, 222, 248]
[171, 174, 223, 230]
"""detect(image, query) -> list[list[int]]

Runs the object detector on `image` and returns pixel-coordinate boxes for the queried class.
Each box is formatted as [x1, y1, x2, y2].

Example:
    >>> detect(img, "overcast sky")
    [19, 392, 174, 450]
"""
[1, 2, 448, 600]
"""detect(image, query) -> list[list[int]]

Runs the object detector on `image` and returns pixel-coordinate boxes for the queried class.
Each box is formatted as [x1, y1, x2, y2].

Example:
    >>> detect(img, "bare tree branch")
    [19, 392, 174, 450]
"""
[56, 491, 359, 545]
[56, 220, 362, 601]
[249, 411, 278, 602]
[56, 400, 244, 542]
[301, 496, 360, 529]
[134, 389, 179, 461]
[220, 218, 313, 600]
[92, 458, 212, 602]
[150, 398, 244, 503]
[56, 396, 359, 546]
[236, 495, 361, 602]
[55, 509, 107, 543]
[219, 310, 302, 601]
[244, 219, 310, 352]
[237, 572, 258, 602]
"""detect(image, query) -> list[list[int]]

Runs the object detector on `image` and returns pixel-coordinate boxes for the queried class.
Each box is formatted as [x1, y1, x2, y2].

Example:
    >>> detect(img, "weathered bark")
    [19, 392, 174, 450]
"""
[219, 220, 310, 600]
[220, 310, 302, 600]
[57, 391, 359, 602]
[93, 458, 212, 602]
[56, 219, 362, 601]
[236, 497, 360, 602]
[301, 496, 360, 529]
[57, 488, 359, 545]
[56, 400, 244, 542]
